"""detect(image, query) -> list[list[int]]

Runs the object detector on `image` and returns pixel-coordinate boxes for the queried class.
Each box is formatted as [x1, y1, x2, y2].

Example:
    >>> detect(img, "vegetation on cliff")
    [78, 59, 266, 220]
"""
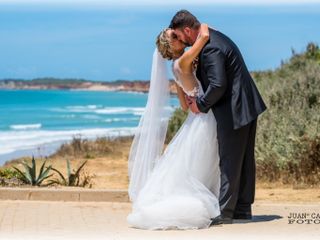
[167, 43, 320, 186]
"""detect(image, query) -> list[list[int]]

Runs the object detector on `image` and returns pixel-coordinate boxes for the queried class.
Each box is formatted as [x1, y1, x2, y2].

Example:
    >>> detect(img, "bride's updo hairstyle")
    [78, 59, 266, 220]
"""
[156, 28, 173, 60]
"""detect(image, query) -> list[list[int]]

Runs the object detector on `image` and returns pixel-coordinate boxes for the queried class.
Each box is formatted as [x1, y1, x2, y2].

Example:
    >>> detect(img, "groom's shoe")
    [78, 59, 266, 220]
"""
[233, 211, 252, 219]
[210, 215, 233, 226]
[232, 213, 253, 223]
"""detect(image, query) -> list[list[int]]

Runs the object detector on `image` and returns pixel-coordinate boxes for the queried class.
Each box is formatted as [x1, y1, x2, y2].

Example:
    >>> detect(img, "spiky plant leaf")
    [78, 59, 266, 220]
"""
[67, 159, 71, 180]
[50, 167, 67, 185]
[12, 166, 30, 184]
[42, 179, 61, 187]
[31, 155, 36, 183]
[74, 160, 88, 179]
[38, 159, 49, 177]
[37, 173, 54, 185]
[36, 166, 52, 184]
[21, 161, 33, 184]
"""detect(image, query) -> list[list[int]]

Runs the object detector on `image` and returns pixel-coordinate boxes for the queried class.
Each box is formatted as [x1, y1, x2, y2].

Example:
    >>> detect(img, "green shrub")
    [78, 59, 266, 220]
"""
[254, 42, 320, 185]
[0, 168, 20, 179]
[166, 42, 320, 186]
[165, 108, 188, 143]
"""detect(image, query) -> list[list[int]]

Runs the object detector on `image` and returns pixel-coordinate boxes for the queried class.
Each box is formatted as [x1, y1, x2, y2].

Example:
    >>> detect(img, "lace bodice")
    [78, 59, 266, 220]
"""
[172, 59, 201, 97]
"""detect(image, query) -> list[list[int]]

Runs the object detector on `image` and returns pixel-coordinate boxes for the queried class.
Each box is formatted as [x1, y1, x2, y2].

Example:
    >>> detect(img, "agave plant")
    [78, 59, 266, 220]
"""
[12, 155, 53, 186]
[47, 159, 88, 187]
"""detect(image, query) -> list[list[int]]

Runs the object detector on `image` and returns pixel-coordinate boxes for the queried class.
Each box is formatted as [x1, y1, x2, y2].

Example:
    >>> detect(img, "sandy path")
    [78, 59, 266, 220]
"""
[0, 200, 319, 240]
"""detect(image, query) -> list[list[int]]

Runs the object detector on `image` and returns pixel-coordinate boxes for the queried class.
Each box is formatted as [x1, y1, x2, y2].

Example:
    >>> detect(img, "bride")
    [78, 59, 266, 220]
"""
[127, 23, 220, 230]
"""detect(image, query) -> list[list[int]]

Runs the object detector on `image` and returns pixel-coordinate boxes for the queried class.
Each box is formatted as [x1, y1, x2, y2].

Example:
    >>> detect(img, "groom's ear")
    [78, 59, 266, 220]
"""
[183, 27, 192, 37]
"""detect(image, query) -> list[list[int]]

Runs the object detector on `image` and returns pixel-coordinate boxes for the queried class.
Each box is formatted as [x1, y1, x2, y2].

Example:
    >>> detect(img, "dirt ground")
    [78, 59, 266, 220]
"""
[2, 147, 320, 203]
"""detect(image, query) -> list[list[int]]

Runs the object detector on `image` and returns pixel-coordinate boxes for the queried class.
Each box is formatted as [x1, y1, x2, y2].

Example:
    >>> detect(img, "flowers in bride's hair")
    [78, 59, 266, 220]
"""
[156, 28, 174, 60]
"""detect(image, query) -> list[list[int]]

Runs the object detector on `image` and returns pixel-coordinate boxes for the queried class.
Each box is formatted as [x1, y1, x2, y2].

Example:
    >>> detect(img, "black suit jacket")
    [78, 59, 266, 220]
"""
[196, 28, 267, 130]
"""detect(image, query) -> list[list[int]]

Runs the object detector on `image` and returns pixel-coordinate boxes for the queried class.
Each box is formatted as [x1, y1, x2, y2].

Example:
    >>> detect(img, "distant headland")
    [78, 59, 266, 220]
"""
[0, 78, 178, 95]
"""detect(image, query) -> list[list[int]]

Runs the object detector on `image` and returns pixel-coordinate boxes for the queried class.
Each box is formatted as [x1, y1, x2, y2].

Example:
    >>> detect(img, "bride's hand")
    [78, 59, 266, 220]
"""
[199, 23, 209, 39]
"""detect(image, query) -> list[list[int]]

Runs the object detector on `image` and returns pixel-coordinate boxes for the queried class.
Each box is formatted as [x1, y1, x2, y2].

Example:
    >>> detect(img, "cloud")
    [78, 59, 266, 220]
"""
[1, 0, 320, 6]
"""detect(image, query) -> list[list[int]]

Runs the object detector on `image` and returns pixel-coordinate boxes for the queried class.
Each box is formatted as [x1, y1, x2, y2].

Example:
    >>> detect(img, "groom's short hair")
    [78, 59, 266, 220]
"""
[169, 10, 200, 30]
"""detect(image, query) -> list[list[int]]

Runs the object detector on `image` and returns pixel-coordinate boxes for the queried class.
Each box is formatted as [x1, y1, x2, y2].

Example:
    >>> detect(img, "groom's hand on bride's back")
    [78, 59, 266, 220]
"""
[186, 95, 200, 114]
[185, 95, 192, 106]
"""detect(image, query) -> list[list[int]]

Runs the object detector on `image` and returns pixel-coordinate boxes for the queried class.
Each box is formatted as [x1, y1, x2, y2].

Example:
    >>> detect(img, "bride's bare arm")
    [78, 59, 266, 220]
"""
[179, 23, 209, 71]
[175, 82, 189, 111]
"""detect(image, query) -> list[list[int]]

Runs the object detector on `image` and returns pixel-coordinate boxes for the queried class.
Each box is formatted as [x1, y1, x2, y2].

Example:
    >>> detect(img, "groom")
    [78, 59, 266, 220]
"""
[169, 10, 267, 224]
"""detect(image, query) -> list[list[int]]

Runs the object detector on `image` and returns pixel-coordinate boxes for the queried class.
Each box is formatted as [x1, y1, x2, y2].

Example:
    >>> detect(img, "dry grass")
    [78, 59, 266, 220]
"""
[1, 136, 320, 202]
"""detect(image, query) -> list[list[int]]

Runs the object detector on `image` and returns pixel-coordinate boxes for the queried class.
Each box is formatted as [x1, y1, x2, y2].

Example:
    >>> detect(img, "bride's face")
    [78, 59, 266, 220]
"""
[166, 29, 185, 58]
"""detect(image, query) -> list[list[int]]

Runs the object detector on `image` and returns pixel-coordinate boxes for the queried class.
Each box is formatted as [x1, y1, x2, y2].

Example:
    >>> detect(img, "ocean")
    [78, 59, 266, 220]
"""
[0, 89, 179, 165]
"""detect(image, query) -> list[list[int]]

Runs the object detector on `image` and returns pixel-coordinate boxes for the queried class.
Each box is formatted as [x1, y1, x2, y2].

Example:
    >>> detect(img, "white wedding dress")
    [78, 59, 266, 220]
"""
[127, 55, 221, 230]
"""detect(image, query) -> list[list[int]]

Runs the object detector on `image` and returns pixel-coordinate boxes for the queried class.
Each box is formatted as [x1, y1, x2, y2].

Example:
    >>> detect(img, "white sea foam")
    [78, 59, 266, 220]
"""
[59, 114, 76, 119]
[0, 127, 136, 155]
[50, 105, 146, 116]
[50, 105, 177, 117]
[104, 117, 140, 123]
[95, 107, 145, 115]
[10, 123, 42, 130]
[82, 114, 101, 119]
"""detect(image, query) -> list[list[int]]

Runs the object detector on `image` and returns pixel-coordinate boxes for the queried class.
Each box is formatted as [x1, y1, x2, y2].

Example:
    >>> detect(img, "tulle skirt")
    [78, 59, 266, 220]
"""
[127, 108, 221, 230]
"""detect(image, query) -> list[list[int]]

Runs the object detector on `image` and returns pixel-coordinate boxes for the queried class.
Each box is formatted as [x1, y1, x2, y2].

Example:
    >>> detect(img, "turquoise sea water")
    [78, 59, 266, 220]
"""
[0, 89, 178, 165]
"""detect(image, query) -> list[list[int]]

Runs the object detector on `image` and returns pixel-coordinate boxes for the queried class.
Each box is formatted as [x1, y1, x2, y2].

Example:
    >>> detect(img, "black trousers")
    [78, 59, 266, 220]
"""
[215, 111, 257, 218]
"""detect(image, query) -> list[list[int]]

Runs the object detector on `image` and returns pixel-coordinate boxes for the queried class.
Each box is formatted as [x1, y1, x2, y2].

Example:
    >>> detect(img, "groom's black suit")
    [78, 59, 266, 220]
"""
[196, 28, 267, 219]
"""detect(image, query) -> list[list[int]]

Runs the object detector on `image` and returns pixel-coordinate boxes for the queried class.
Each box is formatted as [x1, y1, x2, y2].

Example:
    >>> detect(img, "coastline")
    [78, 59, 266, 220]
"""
[0, 128, 136, 167]
[0, 79, 178, 95]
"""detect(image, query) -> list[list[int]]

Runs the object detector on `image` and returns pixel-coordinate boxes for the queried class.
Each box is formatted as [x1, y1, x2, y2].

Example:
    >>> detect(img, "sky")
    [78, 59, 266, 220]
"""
[1, 0, 320, 6]
[0, 1, 320, 81]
